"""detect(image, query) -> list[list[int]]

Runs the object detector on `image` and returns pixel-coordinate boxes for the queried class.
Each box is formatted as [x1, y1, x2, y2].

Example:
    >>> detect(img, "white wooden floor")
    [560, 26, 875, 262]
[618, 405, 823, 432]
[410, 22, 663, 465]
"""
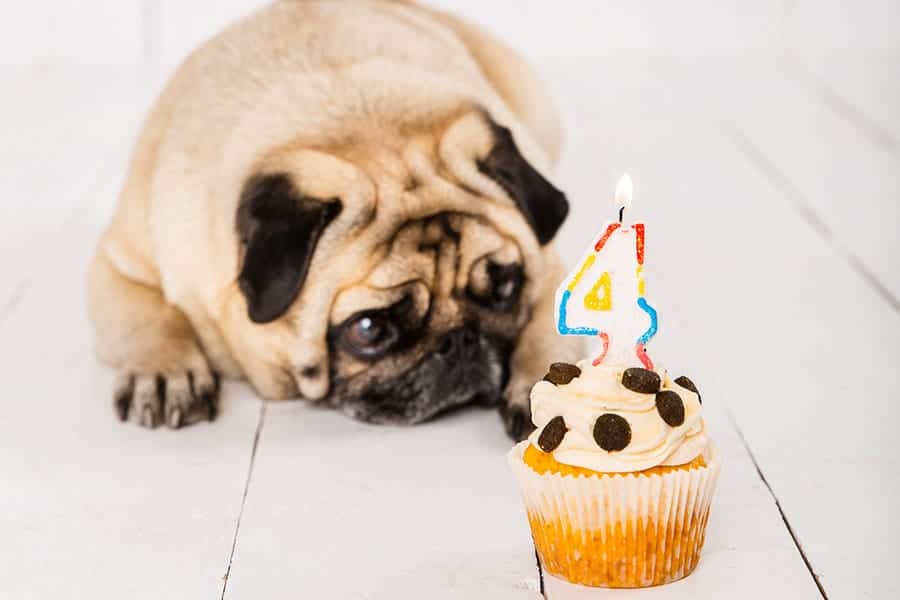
[2, 54, 898, 599]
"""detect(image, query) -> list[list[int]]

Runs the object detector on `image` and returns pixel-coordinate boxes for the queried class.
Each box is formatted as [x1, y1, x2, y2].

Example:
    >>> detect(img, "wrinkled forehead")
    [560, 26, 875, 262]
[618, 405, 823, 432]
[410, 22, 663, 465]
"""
[279, 107, 503, 212]
[254, 109, 543, 278]
[330, 212, 524, 324]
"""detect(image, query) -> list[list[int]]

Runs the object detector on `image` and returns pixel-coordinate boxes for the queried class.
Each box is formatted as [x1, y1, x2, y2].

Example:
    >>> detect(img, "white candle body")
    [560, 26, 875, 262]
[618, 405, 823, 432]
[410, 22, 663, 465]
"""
[555, 223, 650, 367]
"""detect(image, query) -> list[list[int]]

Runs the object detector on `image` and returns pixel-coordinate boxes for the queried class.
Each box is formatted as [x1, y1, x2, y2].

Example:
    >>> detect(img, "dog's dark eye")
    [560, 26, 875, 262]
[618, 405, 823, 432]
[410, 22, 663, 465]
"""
[339, 312, 400, 359]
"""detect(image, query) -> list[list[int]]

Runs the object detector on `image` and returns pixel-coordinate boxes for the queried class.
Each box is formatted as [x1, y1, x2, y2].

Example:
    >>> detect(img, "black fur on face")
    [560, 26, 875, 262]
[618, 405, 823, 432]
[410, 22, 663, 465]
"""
[477, 120, 569, 245]
[236, 173, 341, 323]
[328, 321, 512, 425]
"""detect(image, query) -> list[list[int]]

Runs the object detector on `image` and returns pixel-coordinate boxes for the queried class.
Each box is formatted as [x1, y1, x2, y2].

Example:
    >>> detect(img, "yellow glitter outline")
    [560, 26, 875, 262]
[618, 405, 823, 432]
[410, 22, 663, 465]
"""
[566, 254, 596, 292]
[584, 271, 612, 311]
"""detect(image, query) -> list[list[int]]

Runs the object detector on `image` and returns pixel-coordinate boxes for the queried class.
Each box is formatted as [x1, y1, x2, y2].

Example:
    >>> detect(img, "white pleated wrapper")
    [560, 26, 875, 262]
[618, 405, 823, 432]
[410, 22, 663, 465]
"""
[508, 441, 721, 587]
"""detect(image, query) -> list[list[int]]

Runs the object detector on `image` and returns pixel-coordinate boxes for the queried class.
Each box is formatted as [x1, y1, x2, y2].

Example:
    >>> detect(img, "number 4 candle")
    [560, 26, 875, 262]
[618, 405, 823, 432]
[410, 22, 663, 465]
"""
[554, 174, 658, 369]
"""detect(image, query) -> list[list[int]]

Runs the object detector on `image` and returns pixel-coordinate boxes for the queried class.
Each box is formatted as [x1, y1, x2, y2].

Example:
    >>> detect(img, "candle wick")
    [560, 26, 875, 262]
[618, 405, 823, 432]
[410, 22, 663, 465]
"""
[618, 206, 625, 223]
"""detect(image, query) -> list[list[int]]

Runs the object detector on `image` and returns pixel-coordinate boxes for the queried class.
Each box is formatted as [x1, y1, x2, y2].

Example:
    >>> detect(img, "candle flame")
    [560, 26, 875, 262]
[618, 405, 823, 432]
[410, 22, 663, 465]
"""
[614, 173, 633, 208]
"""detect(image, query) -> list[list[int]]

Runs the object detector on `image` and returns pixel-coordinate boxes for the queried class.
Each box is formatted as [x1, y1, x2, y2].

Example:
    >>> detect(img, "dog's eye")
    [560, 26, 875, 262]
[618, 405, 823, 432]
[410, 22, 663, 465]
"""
[339, 312, 400, 359]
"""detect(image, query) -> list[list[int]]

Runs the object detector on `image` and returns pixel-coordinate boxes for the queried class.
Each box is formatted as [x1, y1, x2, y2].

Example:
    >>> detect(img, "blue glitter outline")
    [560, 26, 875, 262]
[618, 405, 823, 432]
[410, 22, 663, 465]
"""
[557, 290, 599, 336]
[636, 297, 658, 345]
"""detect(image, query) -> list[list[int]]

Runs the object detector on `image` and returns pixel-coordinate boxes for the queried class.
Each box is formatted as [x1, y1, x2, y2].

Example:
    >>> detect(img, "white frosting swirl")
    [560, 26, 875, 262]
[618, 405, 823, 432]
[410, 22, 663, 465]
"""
[527, 361, 708, 473]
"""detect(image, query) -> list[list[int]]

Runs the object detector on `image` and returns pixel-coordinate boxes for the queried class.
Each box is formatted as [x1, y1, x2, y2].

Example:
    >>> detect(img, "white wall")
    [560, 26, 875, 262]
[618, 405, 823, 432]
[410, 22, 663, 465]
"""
[1, 0, 897, 71]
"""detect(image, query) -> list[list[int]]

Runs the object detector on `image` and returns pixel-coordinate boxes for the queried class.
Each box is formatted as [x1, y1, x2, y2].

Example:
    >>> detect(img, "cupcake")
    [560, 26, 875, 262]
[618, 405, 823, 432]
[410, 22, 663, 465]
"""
[508, 360, 720, 588]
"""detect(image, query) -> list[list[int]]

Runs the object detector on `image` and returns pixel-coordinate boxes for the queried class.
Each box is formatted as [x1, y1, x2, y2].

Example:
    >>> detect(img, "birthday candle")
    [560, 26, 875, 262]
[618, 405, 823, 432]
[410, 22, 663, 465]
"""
[554, 174, 658, 369]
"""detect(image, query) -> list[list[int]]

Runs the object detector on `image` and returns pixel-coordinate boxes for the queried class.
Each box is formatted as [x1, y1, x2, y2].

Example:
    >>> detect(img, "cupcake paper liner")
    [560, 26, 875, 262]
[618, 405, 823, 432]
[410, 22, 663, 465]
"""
[508, 441, 720, 588]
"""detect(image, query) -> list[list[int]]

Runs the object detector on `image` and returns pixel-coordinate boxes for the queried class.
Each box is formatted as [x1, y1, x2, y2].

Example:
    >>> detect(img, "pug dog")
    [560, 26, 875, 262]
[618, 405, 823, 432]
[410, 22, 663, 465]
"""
[86, 0, 582, 440]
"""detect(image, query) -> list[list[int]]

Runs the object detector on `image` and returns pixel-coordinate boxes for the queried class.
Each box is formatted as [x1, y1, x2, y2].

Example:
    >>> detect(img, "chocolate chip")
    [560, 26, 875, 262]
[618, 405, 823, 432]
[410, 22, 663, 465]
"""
[621, 367, 661, 394]
[674, 375, 701, 404]
[543, 362, 582, 385]
[656, 390, 686, 427]
[593, 413, 631, 451]
[537, 416, 568, 452]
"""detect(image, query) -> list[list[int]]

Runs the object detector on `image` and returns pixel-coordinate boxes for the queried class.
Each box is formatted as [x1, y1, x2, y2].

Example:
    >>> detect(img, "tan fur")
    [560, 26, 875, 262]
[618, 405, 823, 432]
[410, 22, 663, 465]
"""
[87, 0, 581, 430]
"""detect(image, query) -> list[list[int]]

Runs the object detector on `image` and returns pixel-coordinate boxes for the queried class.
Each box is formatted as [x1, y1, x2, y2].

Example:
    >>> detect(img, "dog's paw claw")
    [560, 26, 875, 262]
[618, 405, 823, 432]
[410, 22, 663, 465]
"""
[166, 406, 184, 429]
[139, 404, 159, 429]
[192, 373, 220, 421]
[113, 375, 134, 422]
[203, 390, 219, 421]
[113, 369, 219, 430]
[500, 402, 535, 442]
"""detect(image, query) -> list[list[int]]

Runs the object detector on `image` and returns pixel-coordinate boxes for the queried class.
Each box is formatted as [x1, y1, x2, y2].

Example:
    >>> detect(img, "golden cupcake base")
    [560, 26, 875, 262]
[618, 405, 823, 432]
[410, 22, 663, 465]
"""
[528, 500, 710, 587]
[509, 442, 720, 588]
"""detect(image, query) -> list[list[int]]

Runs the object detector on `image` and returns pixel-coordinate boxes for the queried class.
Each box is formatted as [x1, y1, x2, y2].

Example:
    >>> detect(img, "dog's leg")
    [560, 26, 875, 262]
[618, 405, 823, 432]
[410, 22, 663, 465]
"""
[86, 245, 219, 429]
[502, 251, 582, 440]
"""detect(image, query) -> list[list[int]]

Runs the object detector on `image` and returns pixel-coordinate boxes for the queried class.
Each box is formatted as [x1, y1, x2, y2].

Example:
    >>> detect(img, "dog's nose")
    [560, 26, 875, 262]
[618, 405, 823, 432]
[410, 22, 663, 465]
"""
[436, 324, 481, 359]
[467, 259, 524, 311]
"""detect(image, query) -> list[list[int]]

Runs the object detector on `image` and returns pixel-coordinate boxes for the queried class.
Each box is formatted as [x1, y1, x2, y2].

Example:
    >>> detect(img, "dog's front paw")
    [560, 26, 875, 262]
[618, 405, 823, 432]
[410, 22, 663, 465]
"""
[500, 380, 536, 441]
[113, 367, 219, 429]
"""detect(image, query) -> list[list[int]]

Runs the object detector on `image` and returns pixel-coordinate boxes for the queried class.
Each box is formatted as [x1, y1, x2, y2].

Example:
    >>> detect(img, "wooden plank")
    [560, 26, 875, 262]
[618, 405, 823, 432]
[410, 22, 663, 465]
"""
[693, 61, 900, 303]
[229, 382, 818, 600]
[547, 58, 897, 598]
[0, 160, 262, 600]
[789, 55, 900, 147]
[223, 405, 540, 599]
[698, 65, 900, 598]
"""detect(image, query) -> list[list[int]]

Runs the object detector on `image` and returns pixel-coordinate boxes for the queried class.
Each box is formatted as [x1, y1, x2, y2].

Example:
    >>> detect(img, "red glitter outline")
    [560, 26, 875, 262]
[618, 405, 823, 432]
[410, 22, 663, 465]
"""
[593, 222, 621, 251]
[635, 344, 654, 369]
[634, 223, 645, 265]
[591, 332, 610, 366]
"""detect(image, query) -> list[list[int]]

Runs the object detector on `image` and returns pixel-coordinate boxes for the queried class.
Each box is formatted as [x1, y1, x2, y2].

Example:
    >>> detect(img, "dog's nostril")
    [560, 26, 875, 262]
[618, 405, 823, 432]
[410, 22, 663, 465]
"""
[485, 261, 524, 308]
[495, 279, 516, 301]
[437, 337, 454, 356]
[437, 327, 478, 357]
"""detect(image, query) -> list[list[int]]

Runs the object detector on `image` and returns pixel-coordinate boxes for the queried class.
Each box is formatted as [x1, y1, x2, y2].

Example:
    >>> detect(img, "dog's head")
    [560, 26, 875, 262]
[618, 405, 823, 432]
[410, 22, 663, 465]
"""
[229, 109, 567, 424]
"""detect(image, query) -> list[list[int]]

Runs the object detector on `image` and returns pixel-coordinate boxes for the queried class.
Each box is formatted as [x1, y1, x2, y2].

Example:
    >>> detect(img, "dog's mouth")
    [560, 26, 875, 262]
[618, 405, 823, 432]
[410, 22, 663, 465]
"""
[347, 386, 500, 425]
[330, 324, 511, 426]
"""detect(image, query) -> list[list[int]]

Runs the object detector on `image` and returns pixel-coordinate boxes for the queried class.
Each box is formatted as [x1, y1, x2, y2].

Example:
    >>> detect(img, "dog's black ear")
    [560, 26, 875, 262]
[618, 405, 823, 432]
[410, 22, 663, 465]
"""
[478, 123, 568, 244]
[236, 173, 341, 324]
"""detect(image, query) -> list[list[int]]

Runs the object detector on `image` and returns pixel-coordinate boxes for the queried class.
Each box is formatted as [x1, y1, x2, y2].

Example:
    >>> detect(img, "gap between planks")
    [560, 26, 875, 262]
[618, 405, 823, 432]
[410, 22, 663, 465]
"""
[729, 414, 829, 599]
[783, 57, 900, 154]
[221, 400, 268, 599]
[663, 298, 830, 600]
[708, 114, 843, 600]
[710, 112, 900, 314]
[696, 75, 900, 596]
